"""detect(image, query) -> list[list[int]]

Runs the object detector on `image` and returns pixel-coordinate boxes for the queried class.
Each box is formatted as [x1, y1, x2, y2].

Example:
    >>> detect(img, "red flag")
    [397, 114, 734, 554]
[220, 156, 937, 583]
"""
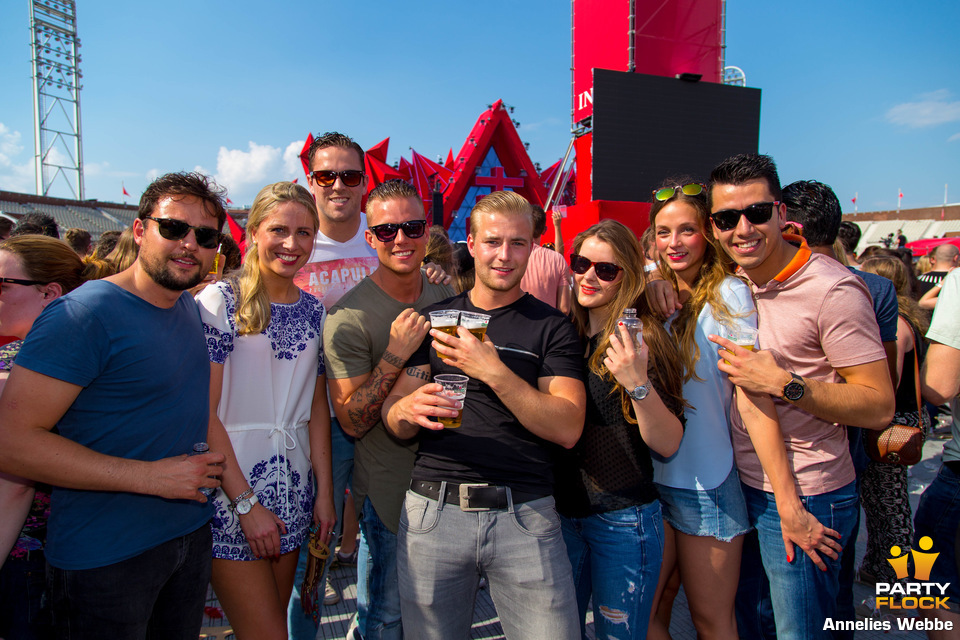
[226, 197, 233, 206]
[292, 177, 298, 184]
[122, 184, 130, 197]
[300, 134, 315, 178]
[851, 196, 857, 204]
[899, 191, 904, 199]
[225, 213, 246, 256]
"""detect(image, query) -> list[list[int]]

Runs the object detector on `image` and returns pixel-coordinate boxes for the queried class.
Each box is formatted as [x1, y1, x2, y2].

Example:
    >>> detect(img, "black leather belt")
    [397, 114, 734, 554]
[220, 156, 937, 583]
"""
[410, 479, 544, 511]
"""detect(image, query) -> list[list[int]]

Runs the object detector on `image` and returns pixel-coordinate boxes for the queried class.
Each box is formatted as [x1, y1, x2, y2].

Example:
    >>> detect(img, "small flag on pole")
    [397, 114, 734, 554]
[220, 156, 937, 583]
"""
[122, 183, 130, 197]
[226, 197, 233, 206]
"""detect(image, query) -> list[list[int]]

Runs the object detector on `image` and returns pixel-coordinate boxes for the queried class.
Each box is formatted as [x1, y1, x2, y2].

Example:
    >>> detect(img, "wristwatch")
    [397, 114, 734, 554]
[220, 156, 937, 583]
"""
[230, 488, 259, 515]
[782, 372, 805, 402]
[626, 382, 650, 402]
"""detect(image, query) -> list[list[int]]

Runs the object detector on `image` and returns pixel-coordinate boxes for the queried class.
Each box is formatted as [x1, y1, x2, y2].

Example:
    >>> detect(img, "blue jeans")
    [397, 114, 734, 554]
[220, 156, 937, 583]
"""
[913, 463, 960, 602]
[288, 417, 355, 640]
[0, 552, 49, 640]
[398, 486, 579, 640]
[350, 497, 402, 639]
[736, 481, 859, 640]
[561, 502, 664, 640]
[46, 524, 211, 640]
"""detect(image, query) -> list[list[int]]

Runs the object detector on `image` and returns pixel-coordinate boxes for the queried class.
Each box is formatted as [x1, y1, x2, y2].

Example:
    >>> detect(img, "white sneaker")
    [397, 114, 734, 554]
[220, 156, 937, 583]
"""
[324, 580, 340, 606]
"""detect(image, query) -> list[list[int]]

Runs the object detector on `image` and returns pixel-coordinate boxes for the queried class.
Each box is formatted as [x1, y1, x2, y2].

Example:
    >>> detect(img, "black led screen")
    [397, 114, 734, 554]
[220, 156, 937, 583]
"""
[591, 69, 762, 202]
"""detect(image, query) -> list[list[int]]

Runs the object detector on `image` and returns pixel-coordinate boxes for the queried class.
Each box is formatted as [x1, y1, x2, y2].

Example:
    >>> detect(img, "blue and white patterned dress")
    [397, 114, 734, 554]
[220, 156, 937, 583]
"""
[196, 280, 325, 561]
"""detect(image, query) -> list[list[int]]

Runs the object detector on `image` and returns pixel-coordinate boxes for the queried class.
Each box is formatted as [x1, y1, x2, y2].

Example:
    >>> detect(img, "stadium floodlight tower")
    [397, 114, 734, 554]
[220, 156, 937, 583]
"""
[29, 0, 84, 199]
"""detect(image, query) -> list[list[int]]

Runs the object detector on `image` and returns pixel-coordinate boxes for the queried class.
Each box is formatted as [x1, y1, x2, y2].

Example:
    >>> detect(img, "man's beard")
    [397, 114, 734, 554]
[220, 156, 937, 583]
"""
[140, 252, 206, 291]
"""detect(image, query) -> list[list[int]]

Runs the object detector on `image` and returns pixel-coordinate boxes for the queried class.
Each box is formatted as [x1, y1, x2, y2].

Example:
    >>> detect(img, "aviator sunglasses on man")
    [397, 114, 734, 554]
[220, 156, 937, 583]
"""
[143, 216, 221, 249]
[570, 253, 624, 282]
[368, 220, 428, 243]
[310, 170, 365, 188]
[710, 201, 780, 232]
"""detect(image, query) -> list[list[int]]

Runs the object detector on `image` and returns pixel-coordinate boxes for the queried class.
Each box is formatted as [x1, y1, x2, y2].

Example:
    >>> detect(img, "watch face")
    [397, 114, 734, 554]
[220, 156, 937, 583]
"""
[783, 381, 804, 401]
[631, 385, 649, 401]
[236, 499, 252, 515]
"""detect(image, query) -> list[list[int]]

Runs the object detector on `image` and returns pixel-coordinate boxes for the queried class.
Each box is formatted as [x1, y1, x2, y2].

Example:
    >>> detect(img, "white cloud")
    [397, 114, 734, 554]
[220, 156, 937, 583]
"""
[146, 168, 161, 181]
[214, 142, 282, 191]
[949, 133, 960, 143]
[283, 140, 306, 178]
[886, 89, 960, 128]
[0, 123, 34, 193]
[84, 161, 138, 178]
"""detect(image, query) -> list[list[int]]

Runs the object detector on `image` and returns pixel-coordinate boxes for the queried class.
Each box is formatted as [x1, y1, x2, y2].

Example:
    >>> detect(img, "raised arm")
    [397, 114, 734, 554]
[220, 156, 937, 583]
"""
[327, 308, 430, 438]
[382, 364, 450, 440]
[0, 366, 223, 500]
[551, 209, 565, 257]
[709, 336, 894, 430]
[431, 327, 585, 448]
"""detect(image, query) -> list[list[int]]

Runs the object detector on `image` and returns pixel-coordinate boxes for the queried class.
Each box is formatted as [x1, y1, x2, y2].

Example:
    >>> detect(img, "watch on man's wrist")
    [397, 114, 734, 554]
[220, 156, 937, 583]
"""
[627, 382, 650, 402]
[782, 372, 805, 402]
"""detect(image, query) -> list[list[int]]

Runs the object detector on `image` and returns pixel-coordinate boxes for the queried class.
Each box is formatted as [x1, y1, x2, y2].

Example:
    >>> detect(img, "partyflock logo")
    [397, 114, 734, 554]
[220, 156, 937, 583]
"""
[824, 536, 953, 632]
[875, 536, 949, 610]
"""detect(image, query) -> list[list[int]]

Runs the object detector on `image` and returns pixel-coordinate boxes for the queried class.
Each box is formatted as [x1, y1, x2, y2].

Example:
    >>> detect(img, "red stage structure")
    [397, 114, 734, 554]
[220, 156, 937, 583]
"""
[295, 0, 750, 245]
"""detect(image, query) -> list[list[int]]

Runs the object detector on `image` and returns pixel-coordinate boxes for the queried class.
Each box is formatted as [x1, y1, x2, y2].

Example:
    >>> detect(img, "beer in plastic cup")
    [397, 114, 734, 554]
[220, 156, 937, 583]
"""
[720, 323, 758, 365]
[433, 374, 468, 428]
[459, 311, 491, 342]
[429, 310, 460, 359]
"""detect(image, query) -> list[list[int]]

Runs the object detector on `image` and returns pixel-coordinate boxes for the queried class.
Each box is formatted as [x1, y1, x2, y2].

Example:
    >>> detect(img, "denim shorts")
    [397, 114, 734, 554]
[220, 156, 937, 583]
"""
[657, 467, 751, 542]
[913, 463, 960, 603]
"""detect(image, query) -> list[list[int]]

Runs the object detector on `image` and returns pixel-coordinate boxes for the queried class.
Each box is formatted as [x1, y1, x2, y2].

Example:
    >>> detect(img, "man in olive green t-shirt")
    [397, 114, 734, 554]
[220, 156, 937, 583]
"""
[323, 179, 453, 638]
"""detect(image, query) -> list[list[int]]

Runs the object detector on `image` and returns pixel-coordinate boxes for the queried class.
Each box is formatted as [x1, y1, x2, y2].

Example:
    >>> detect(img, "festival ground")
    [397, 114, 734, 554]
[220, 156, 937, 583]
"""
[198, 429, 954, 639]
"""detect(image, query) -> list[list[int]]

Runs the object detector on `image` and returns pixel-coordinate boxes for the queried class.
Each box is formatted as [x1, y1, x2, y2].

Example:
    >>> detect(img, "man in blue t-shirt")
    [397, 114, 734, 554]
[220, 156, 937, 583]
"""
[0, 172, 227, 640]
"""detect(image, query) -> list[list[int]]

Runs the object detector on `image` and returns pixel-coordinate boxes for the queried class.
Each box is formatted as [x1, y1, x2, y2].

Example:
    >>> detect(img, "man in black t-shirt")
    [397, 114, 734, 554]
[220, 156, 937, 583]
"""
[917, 243, 959, 296]
[382, 191, 585, 640]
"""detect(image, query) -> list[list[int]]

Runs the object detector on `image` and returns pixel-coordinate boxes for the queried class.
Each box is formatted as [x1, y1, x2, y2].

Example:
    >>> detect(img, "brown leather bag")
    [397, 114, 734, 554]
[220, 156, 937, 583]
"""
[863, 348, 925, 466]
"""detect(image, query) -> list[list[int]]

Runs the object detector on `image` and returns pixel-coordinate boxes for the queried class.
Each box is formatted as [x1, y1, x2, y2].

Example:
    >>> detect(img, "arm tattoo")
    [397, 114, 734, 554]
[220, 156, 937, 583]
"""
[382, 349, 406, 370]
[406, 366, 430, 382]
[347, 365, 401, 439]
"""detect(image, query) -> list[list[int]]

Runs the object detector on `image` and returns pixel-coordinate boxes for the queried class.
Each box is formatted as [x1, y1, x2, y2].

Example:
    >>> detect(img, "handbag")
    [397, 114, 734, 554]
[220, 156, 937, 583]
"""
[863, 346, 925, 466]
[299, 526, 330, 623]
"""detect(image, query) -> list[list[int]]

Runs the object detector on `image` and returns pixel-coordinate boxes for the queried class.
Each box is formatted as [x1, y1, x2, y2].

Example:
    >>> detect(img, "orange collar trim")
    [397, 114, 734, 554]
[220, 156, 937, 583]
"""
[772, 233, 812, 283]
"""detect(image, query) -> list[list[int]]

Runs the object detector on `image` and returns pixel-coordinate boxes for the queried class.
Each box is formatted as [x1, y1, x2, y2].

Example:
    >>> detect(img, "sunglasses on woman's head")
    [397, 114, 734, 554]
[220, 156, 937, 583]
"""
[143, 216, 221, 249]
[310, 170, 364, 188]
[710, 201, 779, 232]
[569, 253, 623, 281]
[368, 220, 428, 242]
[653, 183, 705, 202]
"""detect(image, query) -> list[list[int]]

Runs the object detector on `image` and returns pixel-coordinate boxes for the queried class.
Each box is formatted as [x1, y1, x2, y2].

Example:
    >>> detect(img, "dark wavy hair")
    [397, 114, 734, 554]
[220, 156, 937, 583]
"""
[138, 171, 227, 230]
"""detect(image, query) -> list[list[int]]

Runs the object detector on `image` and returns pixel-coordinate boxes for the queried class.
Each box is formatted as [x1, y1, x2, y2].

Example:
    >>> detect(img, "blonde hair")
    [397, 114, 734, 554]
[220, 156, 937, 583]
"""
[469, 191, 533, 236]
[234, 182, 319, 335]
[107, 227, 138, 272]
[571, 219, 685, 422]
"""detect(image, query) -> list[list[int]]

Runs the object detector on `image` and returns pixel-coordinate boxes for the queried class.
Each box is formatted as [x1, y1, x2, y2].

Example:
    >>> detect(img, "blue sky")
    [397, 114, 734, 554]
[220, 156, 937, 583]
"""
[0, 0, 957, 213]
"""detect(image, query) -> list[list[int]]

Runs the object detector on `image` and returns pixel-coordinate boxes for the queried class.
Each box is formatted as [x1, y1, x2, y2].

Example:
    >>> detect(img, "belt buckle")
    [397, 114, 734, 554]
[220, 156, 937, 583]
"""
[458, 483, 490, 511]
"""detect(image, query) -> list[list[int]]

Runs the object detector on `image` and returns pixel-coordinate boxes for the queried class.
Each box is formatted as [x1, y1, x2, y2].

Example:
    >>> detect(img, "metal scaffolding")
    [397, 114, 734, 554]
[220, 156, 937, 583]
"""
[30, 0, 84, 199]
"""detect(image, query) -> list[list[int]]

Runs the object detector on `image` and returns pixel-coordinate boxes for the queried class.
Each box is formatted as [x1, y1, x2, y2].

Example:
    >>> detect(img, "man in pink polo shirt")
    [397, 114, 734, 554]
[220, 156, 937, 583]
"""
[520, 206, 570, 314]
[706, 154, 894, 639]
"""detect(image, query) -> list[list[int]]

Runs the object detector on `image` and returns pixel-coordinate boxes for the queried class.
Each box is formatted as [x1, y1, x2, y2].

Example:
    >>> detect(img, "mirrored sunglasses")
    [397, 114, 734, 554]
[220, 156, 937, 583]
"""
[310, 170, 364, 188]
[369, 220, 428, 242]
[653, 183, 705, 201]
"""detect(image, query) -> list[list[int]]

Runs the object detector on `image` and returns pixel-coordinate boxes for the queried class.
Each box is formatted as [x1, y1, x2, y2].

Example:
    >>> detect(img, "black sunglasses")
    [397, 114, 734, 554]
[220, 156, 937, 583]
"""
[710, 201, 780, 232]
[0, 277, 45, 294]
[144, 216, 221, 249]
[368, 220, 428, 242]
[310, 170, 364, 188]
[653, 183, 705, 201]
[570, 253, 624, 282]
